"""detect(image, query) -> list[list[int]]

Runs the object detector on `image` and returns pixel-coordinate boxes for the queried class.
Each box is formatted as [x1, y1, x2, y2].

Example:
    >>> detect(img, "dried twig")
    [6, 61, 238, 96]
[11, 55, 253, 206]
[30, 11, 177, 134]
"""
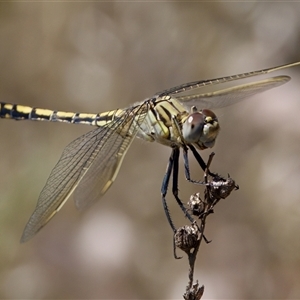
[174, 153, 238, 300]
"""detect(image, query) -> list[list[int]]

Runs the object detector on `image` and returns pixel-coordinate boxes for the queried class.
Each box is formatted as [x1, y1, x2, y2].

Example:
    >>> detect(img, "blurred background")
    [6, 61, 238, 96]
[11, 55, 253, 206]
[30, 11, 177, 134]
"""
[1, 2, 300, 299]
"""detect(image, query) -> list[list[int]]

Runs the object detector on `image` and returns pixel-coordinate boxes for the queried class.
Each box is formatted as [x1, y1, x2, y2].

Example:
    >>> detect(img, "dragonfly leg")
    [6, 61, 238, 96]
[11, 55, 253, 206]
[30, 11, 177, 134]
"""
[161, 148, 177, 233]
[162, 147, 195, 259]
[171, 147, 195, 224]
[182, 146, 193, 182]
[187, 145, 216, 178]
[182, 146, 205, 184]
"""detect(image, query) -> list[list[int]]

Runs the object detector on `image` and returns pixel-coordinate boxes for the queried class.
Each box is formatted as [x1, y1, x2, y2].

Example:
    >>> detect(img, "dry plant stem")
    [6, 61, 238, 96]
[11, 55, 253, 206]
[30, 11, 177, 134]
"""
[186, 220, 204, 289]
[182, 152, 239, 300]
[183, 216, 208, 299]
[183, 154, 215, 299]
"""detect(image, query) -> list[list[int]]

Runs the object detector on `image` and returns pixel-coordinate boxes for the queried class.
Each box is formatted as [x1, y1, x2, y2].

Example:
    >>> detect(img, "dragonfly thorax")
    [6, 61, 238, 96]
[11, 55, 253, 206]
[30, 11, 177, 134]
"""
[182, 108, 220, 150]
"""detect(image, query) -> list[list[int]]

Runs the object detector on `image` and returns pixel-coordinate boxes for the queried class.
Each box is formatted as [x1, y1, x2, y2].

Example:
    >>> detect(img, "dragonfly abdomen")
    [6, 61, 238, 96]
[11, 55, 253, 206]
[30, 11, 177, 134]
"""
[0, 102, 102, 126]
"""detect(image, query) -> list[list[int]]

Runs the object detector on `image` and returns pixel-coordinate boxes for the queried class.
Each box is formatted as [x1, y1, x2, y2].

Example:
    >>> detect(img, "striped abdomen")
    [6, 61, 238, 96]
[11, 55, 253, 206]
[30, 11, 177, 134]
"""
[0, 102, 124, 127]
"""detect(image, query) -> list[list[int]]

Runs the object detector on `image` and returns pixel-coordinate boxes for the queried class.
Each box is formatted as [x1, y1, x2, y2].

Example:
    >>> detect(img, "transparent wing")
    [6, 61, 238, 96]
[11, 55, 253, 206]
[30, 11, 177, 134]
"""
[73, 109, 145, 210]
[72, 129, 131, 210]
[176, 76, 290, 110]
[158, 62, 299, 96]
[21, 103, 148, 242]
[157, 61, 300, 109]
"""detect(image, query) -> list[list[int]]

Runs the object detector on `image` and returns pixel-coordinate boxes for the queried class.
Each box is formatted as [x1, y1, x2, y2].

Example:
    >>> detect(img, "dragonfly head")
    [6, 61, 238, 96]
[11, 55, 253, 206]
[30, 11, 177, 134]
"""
[182, 107, 220, 149]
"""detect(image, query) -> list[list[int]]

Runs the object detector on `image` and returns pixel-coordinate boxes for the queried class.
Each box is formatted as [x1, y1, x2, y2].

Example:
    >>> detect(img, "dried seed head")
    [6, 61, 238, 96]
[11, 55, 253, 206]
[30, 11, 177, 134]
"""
[174, 224, 199, 252]
[209, 175, 238, 200]
[183, 282, 204, 300]
[187, 192, 206, 216]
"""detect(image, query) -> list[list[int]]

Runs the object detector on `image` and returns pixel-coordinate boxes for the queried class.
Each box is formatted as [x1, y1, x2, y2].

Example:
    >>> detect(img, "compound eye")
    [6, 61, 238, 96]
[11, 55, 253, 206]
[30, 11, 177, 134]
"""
[182, 112, 205, 143]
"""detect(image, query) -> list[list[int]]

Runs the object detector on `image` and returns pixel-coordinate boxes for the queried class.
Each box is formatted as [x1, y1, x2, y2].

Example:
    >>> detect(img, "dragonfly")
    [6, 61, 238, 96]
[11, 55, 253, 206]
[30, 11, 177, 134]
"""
[1, 61, 299, 243]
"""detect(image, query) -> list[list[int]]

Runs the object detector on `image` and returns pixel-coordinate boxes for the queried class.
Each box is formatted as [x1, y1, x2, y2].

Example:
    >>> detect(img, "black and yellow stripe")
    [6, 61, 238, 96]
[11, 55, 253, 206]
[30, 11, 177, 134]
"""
[0, 102, 126, 127]
[151, 96, 189, 125]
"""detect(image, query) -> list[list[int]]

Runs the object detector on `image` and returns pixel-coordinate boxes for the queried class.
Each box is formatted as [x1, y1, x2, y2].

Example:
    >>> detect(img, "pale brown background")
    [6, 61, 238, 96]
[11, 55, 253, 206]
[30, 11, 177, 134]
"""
[0, 2, 300, 299]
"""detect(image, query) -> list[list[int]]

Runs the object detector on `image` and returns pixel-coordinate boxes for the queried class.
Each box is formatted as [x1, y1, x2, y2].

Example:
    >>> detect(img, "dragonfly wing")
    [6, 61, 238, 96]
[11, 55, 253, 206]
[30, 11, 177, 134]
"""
[73, 123, 135, 210]
[74, 103, 149, 210]
[176, 76, 290, 110]
[157, 61, 300, 97]
[21, 103, 148, 242]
